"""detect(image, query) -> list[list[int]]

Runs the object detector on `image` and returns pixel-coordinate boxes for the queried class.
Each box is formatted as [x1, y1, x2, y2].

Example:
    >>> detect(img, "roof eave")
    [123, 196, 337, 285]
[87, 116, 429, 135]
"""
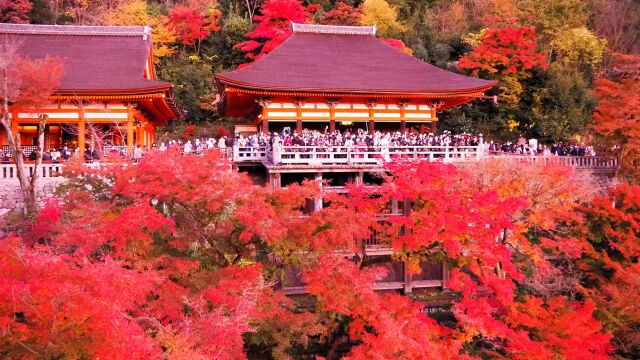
[53, 84, 174, 97]
[216, 77, 497, 98]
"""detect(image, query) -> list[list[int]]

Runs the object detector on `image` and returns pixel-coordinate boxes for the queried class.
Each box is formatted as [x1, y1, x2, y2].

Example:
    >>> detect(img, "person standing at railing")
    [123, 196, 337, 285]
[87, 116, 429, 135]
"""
[218, 136, 227, 151]
[183, 140, 193, 155]
[380, 133, 390, 162]
[133, 145, 143, 163]
[51, 148, 61, 163]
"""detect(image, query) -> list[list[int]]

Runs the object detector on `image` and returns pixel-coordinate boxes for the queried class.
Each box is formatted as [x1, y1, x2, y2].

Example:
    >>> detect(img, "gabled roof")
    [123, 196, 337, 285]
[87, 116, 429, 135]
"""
[216, 23, 495, 96]
[0, 23, 171, 95]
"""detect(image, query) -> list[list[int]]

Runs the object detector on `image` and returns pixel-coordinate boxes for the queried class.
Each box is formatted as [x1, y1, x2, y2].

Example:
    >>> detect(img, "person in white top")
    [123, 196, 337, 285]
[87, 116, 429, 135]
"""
[183, 140, 193, 154]
[51, 149, 61, 162]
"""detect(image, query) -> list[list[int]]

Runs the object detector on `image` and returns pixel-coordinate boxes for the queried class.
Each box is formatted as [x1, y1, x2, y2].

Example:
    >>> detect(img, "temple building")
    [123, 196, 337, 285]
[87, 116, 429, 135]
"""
[215, 23, 495, 134]
[0, 24, 179, 160]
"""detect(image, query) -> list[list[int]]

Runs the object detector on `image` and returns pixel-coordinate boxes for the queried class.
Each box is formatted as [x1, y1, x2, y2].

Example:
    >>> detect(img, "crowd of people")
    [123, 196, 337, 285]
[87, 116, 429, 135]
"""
[229, 129, 596, 157]
[233, 129, 483, 149]
[487, 135, 596, 156]
[1, 129, 598, 164]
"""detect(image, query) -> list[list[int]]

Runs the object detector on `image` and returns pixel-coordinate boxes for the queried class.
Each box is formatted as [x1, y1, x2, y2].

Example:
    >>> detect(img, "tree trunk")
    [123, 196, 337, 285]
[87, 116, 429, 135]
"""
[0, 113, 36, 217]
[27, 114, 48, 216]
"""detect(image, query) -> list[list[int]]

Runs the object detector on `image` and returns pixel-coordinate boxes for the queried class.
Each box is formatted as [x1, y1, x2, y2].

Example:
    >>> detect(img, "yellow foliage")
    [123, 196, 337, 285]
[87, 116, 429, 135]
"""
[500, 75, 524, 107]
[518, 0, 588, 41]
[361, 0, 405, 38]
[551, 27, 608, 68]
[464, 159, 597, 232]
[106, 0, 177, 60]
[462, 28, 487, 49]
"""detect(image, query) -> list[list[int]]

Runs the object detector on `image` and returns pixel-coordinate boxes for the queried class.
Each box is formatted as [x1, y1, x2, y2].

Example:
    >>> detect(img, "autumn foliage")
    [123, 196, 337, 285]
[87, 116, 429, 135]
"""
[458, 26, 548, 105]
[320, 2, 363, 26]
[0, 151, 619, 358]
[234, 0, 314, 61]
[591, 54, 640, 181]
[169, 1, 222, 53]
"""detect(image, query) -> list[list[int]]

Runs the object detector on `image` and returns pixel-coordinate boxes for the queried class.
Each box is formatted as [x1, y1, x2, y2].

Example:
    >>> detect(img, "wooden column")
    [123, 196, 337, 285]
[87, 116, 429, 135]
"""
[314, 172, 323, 211]
[327, 98, 339, 133]
[127, 105, 135, 155]
[78, 105, 86, 162]
[10, 111, 19, 144]
[293, 98, 305, 134]
[428, 101, 441, 134]
[398, 100, 408, 133]
[136, 125, 144, 147]
[366, 99, 376, 135]
[257, 98, 271, 134]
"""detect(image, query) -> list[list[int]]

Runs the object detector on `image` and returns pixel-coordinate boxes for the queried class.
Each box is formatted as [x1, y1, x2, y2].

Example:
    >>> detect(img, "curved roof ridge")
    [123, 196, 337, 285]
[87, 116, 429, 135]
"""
[0, 23, 151, 38]
[291, 22, 376, 36]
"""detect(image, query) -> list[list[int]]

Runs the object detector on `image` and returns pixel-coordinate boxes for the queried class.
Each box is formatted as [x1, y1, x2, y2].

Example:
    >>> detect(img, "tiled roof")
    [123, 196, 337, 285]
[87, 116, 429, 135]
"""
[216, 23, 495, 95]
[0, 24, 171, 94]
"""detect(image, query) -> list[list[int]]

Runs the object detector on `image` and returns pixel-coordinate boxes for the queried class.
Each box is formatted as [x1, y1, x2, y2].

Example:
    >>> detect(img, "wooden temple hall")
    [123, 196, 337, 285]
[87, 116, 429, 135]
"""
[0, 24, 178, 160]
[215, 23, 496, 135]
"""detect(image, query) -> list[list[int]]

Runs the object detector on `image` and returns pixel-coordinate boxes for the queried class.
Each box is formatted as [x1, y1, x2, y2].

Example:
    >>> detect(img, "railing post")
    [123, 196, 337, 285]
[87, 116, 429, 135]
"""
[273, 143, 281, 165]
[232, 145, 239, 162]
[347, 146, 352, 165]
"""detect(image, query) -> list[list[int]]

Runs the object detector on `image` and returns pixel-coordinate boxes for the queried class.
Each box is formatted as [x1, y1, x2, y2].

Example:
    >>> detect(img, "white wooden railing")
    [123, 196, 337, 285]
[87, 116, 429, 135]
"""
[232, 146, 269, 162]
[237, 144, 482, 165]
[0, 163, 64, 180]
[233, 144, 619, 170]
[486, 155, 619, 169]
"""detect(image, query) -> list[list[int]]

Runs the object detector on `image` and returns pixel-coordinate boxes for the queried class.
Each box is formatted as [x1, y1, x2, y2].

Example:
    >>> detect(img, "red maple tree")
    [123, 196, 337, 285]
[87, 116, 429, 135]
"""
[591, 54, 640, 181]
[458, 26, 547, 105]
[579, 184, 640, 357]
[0, 151, 615, 358]
[320, 2, 363, 26]
[0, 43, 64, 217]
[234, 0, 314, 62]
[169, 2, 222, 53]
[0, 0, 31, 23]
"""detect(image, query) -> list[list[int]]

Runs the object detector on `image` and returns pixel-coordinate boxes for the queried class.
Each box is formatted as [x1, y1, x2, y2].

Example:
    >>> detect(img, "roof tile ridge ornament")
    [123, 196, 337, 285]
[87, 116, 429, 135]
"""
[290, 22, 376, 36]
[0, 23, 149, 37]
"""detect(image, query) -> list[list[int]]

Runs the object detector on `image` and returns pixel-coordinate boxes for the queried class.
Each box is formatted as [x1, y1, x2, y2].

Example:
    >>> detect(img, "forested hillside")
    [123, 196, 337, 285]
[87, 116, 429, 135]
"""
[3, 1, 635, 141]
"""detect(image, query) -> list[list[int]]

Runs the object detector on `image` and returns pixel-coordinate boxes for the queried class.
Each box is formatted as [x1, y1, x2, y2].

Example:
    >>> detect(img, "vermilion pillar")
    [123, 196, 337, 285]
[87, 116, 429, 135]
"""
[78, 106, 86, 162]
[127, 106, 134, 155]
[10, 111, 19, 144]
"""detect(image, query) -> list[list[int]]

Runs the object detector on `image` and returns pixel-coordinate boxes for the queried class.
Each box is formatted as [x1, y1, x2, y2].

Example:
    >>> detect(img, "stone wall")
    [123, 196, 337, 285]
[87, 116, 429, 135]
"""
[0, 178, 66, 211]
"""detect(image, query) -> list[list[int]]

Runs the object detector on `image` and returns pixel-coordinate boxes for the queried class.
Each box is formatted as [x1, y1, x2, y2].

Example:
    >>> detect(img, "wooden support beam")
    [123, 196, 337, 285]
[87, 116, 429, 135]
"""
[127, 105, 134, 155]
[10, 111, 19, 144]
[430, 121, 437, 133]
[78, 105, 86, 162]
[136, 125, 144, 146]
[403, 261, 412, 294]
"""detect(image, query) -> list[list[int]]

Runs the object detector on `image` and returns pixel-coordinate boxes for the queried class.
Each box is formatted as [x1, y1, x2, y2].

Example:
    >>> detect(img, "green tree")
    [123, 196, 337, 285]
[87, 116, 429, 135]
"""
[519, 65, 595, 142]
[157, 54, 216, 122]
